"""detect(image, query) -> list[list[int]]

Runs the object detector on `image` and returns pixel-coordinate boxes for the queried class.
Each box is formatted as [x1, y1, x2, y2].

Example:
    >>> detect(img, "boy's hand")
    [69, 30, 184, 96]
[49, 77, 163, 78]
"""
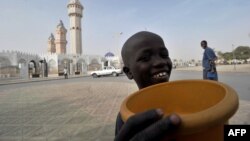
[114, 109, 181, 141]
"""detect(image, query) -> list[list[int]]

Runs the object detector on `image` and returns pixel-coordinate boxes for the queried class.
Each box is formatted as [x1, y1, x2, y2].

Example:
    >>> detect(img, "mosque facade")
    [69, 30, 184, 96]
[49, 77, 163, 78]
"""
[0, 0, 122, 79]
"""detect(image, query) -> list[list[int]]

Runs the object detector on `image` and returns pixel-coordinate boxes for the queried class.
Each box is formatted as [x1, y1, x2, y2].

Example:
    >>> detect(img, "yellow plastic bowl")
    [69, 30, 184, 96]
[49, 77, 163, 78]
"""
[120, 80, 239, 141]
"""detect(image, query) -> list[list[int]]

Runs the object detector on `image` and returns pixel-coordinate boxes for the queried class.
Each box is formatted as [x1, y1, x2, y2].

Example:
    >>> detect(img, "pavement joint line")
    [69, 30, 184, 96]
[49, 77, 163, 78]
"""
[94, 87, 120, 139]
[0, 75, 91, 86]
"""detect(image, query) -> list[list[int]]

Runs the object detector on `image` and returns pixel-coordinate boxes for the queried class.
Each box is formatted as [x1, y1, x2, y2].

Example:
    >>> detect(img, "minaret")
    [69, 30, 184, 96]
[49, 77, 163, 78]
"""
[67, 0, 83, 55]
[47, 33, 56, 53]
[55, 20, 67, 54]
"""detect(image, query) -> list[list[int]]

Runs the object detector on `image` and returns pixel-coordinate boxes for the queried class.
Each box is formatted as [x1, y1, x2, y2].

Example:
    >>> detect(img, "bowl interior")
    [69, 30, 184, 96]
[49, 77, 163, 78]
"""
[126, 80, 226, 115]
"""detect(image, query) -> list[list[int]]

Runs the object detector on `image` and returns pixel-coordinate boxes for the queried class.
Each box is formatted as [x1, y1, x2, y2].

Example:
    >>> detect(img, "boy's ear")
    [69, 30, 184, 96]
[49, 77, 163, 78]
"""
[123, 67, 133, 80]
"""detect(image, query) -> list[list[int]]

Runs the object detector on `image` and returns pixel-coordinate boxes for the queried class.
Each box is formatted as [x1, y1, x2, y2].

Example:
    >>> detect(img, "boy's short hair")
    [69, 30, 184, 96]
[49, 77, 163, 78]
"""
[121, 31, 163, 67]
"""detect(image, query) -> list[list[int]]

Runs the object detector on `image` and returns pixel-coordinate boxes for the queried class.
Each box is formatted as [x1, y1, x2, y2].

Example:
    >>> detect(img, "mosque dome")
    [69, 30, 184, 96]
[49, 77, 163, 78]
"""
[105, 52, 115, 57]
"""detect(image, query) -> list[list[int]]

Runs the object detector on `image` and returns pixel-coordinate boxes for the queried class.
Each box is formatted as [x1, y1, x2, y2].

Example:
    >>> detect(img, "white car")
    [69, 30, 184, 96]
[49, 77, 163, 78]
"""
[90, 66, 123, 78]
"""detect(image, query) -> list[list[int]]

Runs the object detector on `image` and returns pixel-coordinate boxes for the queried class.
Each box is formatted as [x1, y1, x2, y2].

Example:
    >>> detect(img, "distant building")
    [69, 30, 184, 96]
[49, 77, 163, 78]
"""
[0, 0, 122, 79]
[68, 0, 83, 55]
[47, 33, 56, 53]
[55, 20, 67, 54]
[104, 52, 122, 69]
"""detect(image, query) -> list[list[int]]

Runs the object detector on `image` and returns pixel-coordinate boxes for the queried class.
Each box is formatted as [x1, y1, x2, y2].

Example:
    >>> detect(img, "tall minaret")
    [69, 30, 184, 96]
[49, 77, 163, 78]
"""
[47, 33, 56, 53]
[55, 20, 67, 54]
[67, 0, 83, 55]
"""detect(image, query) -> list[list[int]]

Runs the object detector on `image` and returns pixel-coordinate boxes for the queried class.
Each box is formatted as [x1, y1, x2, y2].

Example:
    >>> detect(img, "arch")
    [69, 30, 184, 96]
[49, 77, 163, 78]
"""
[76, 59, 87, 74]
[61, 58, 71, 68]
[48, 59, 57, 74]
[18, 59, 27, 78]
[90, 58, 99, 64]
[0, 57, 12, 78]
[58, 58, 71, 75]
[0, 57, 11, 68]
[88, 58, 101, 71]
[28, 60, 37, 77]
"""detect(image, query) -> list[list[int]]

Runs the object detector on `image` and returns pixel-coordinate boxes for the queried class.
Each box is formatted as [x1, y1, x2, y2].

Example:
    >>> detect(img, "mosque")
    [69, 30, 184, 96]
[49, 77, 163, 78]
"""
[0, 0, 122, 79]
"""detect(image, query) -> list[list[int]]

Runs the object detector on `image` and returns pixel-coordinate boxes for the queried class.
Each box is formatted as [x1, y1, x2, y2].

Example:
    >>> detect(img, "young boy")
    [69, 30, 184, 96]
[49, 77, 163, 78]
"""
[115, 31, 181, 141]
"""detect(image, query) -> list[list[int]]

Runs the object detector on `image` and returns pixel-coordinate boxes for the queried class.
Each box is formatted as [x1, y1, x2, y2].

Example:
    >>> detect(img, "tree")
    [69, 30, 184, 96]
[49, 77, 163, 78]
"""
[217, 46, 250, 61]
[217, 51, 224, 59]
[222, 52, 233, 60]
[234, 46, 250, 60]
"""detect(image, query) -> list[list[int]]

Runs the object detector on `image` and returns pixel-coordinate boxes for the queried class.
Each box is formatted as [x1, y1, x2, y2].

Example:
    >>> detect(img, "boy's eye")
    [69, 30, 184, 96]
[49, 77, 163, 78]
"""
[138, 55, 150, 62]
[160, 51, 169, 58]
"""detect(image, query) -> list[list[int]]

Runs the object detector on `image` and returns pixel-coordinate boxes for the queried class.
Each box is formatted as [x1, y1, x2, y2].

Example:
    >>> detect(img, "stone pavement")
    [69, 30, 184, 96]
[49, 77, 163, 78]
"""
[0, 81, 249, 141]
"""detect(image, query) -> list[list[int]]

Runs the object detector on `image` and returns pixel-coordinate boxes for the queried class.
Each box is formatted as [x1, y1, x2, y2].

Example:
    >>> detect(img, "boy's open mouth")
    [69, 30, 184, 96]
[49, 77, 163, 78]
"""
[152, 72, 168, 79]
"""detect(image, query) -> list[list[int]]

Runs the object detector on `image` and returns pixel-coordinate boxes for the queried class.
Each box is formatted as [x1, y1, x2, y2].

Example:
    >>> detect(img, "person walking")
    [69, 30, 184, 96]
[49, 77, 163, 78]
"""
[201, 40, 218, 81]
[63, 67, 68, 79]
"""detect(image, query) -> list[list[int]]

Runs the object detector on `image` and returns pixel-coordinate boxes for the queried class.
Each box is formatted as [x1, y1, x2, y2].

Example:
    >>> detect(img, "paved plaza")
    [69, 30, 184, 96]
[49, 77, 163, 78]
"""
[0, 78, 249, 141]
[0, 81, 138, 141]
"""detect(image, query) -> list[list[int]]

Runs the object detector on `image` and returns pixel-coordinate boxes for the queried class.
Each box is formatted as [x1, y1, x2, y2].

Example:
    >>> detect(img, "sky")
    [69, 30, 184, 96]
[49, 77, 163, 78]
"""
[0, 0, 250, 60]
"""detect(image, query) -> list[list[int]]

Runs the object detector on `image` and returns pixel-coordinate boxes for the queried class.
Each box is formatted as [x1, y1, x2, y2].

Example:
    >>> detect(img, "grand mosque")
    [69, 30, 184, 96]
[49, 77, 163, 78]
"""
[0, 0, 121, 79]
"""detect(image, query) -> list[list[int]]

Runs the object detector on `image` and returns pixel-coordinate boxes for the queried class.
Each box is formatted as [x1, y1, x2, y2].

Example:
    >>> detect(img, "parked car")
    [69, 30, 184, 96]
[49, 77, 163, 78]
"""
[90, 66, 123, 78]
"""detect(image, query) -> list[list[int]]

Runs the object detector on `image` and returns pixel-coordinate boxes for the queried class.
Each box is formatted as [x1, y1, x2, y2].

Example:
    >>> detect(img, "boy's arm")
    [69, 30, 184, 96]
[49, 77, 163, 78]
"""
[114, 109, 181, 141]
[115, 113, 124, 136]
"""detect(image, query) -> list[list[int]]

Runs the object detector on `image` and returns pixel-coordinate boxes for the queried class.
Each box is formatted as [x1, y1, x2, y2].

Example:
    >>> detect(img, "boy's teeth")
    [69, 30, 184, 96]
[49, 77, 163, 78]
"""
[154, 72, 167, 78]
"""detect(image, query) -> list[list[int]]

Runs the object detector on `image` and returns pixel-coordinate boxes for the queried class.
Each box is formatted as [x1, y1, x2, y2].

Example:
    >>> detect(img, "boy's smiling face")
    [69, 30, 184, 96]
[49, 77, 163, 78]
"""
[122, 31, 172, 89]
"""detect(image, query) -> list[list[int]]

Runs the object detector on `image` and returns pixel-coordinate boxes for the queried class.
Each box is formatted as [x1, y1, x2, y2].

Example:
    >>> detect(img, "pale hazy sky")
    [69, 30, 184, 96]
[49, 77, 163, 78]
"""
[0, 0, 250, 60]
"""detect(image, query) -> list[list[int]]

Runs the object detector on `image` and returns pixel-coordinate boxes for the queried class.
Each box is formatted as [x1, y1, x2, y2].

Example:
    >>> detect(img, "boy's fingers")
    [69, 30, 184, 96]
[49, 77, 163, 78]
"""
[130, 114, 181, 141]
[114, 109, 164, 141]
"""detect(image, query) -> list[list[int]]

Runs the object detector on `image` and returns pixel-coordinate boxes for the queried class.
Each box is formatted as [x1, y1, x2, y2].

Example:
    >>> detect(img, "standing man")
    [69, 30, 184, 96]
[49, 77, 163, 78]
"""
[63, 67, 68, 79]
[201, 40, 218, 81]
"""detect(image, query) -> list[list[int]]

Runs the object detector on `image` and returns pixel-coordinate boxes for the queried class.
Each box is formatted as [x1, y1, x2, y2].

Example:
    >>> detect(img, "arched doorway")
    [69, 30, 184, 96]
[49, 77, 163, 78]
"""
[28, 60, 37, 78]
[88, 59, 101, 71]
[59, 58, 71, 76]
[18, 59, 27, 78]
[48, 59, 57, 74]
[76, 59, 87, 74]
[0, 57, 11, 78]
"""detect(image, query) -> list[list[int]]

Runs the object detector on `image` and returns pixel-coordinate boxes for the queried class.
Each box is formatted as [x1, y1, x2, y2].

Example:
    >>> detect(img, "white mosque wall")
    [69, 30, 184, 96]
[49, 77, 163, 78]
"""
[0, 50, 122, 79]
[0, 50, 43, 78]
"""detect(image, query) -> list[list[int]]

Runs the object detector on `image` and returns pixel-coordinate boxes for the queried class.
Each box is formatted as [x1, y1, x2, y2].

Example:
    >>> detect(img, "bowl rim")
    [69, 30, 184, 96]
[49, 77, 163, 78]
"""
[120, 79, 239, 134]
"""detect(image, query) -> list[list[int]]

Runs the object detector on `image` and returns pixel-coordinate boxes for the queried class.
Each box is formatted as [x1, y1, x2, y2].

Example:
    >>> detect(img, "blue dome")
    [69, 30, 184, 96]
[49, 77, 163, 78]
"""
[105, 52, 115, 57]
